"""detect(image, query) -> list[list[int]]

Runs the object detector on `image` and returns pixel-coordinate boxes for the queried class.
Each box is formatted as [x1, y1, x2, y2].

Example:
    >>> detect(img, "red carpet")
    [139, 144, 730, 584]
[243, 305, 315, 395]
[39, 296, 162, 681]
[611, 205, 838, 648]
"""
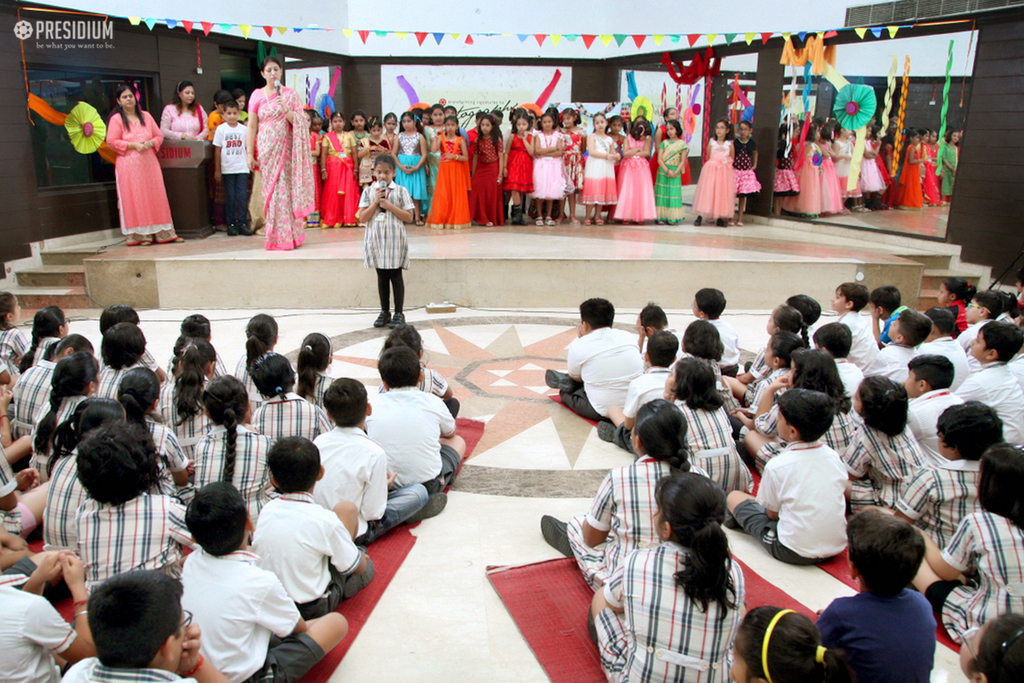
[734, 557, 816, 619]
[549, 395, 600, 427]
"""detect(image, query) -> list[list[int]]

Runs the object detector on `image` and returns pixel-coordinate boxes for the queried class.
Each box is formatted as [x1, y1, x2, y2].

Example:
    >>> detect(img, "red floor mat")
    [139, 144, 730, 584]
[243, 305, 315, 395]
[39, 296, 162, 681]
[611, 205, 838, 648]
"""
[548, 395, 600, 427]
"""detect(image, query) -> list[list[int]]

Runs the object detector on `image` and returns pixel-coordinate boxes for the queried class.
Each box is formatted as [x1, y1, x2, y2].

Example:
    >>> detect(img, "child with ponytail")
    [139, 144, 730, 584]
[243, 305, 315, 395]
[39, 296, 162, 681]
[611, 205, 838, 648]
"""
[541, 399, 706, 589]
[592, 472, 744, 682]
[160, 338, 216, 460]
[235, 313, 278, 411]
[296, 332, 333, 409]
[11, 334, 92, 439]
[725, 305, 807, 406]
[193, 375, 272, 524]
[117, 367, 190, 496]
[250, 352, 331, 441]
[938, 276, 976, 337]
[960, 613, 1024, 682]
[165, 313, 227, 377]
[18, 306, 67, 374]
[0, 292, 27, 383]
[731, 607, 854, 683]
[98, 304, 166, 382]
[95, 322, 147, 400]
[32, 351, 98, 480]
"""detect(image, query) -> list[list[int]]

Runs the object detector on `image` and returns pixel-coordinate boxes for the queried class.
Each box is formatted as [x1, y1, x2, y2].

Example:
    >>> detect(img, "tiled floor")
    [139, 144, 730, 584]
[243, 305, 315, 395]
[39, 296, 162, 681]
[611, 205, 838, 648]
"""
[55, 306, 966, 683]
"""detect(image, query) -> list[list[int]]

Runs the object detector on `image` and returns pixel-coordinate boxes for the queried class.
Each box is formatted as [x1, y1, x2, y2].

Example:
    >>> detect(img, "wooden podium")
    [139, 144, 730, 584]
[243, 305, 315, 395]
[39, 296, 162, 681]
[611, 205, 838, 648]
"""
[158, 140, 214, 239]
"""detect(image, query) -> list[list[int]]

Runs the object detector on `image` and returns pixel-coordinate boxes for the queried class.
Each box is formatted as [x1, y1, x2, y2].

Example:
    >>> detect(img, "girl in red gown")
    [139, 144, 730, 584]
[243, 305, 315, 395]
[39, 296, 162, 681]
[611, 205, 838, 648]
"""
[502, 113, 535, 225]
[469, 114, 505, 226]
[319, 112, 360, 227]
[895, 130, 925, 210]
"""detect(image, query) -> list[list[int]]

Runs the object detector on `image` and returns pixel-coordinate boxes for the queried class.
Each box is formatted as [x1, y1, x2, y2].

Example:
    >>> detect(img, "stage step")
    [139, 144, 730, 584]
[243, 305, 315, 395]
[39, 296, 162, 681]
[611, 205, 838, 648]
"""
[40, 239, 124, 266]
[919, 269, 981, 292]
[5, 286, 94, 310]
[895, 253, 955, 270]
[16, 265, 86, 289]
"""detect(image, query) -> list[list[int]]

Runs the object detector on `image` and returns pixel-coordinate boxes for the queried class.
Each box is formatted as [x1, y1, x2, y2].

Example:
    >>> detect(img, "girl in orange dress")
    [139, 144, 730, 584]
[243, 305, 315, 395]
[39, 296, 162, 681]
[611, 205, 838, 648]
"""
[320, 112, 360, 227]
[426, 116, 471, 230]
[896, 130, 925, 210]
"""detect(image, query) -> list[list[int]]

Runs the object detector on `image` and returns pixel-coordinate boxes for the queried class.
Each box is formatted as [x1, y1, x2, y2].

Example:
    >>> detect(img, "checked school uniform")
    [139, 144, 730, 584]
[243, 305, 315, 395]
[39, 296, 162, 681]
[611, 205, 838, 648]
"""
[75, 493, 194, 590]
[844, 426, 926, 512]
[252, 392, 331, 442]
[165, 351, 228, 378]
[0, 453, 28, 535]
[567, 457, 709, 590]
[937, 511, 1024, 642]
[158, 379, 212, 461]
[93, 362, 146, 401]
[234, 355, 266, 412]
[43, 454, 87, 550]
[145, 416, 190, 498]
[305, 370, 333, 409]
[31, 394, 86, 480]
[62, 661, 199, 683]
[0, 328, 28, 378]
[675, 402, 752, 494]
[747, 368, 787, 414]
[896, 459, 980, 548]
[754, 405, 856, 471]
[595, 542, 744, 683]
[193, 425, 273, 525]
[9, 359, 54, 439]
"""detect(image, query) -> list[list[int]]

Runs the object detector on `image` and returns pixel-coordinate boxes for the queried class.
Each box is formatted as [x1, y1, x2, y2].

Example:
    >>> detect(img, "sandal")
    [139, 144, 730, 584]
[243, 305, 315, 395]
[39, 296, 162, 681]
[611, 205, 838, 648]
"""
[583, 219, 592, 225]
[545, 218, 556, 226]
[535, 218, 545, 226]
[569, 218, 580, 226]
[595, 219, 604, 225]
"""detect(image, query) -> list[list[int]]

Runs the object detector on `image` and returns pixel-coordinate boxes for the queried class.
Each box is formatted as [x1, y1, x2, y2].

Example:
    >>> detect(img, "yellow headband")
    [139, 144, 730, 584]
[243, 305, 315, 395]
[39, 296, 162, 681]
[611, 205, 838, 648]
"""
[761, 609, 795, 683]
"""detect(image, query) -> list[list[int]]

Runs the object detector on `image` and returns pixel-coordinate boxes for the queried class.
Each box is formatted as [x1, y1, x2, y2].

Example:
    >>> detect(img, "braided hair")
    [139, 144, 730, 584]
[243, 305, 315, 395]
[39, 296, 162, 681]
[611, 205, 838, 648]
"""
[19, 306, 65, 373]
[202, 375, 248, 483]
[34, 351, 98, 458]
[632, 400, 692, 472]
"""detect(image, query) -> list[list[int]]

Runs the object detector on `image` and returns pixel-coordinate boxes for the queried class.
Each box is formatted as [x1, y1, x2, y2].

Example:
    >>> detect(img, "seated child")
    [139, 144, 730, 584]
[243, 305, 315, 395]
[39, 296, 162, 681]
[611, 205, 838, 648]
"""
[296, 332, 333, 409]
[844, 376, 926, 512]
[192, 375, 272, 525]
[959, 290, 1003, 371]
[159, 338, 216, 462]
[599, 330, 677, 452]
[44, 398, 125, 551]
[0, 452, 46, 542]
[32, 352, 99, 478]
[726, 304, 807, 404]
[0, 551, 93, 683]
[75, 422, 194, 589]
[95, 323, 148, 400]
[813, 322, 864, 398]
[873, 308, 932, 383]
[367, 346, 466, 494]
[118, 367, 190, 496]
[728, 389, 848, 565]
[913, 442, 1024, 643]
[234, 313, 278, 411]
[682, 320, 739, 412]
[165, 313, 228, 377]
[61, 570, 221, 683]
[250, 353, 331, 442]
[904, 354, 964, 466]
[251, 437, 373, 619]
[693, 288, 741, 376]
[314, 378, 442, 545]
[381, 325, 459, 417]
[545, 298, 643, 422]
[868, 284, 907, 346]
[634, 302, 676, 355]
[959, 612, 1024, 681]
[896, 401, 1003, 547]
[786, 293, 823, 338]
[668, 358, 752, 494]
[541, 400, 708, 589]
[741, 349, 856, 471]
[956, 321, 1024, 444]
[10, 333, 92, 439]
[832, 282, 883, 375]
[916, 307, 970, 390]
[731, 607, 855, 683]
[817, 511, 935, 683]
[182, 483, 347, 682]
[737, 331, 804, 424]
[592, 473, 744, 679]
[98, 304, 166, 382]
[19, 307, 68, 375]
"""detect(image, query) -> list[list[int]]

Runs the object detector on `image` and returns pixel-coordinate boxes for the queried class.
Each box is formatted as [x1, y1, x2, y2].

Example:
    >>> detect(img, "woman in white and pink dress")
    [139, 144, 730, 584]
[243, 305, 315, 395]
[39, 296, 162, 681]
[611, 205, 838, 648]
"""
[159, 80, 206, 140]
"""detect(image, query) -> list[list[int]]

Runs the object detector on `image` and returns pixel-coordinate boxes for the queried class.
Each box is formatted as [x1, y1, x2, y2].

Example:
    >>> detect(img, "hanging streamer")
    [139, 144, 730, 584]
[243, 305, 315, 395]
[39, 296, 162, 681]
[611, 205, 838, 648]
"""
[661, 48, 721, 85]
[937, 39, 955, 166]
[891, 55, 911, 177]
[701, 74, 711, 161]
[626, 71, 639, 102]
[27, 93, 116, 163]
[961, 23, 975, 107]
[880, 55, 897, 131]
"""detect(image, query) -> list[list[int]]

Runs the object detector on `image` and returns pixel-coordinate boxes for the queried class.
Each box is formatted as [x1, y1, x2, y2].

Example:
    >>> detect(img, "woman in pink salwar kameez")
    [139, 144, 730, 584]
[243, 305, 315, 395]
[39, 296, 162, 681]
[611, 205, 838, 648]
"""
[105, 84, 181, 246]
[245, 56, 314, 251]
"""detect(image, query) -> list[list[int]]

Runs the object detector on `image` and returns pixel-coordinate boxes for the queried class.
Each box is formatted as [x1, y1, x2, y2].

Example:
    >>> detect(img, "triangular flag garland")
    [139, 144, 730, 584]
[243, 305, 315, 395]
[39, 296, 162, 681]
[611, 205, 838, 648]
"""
[535, 34, 546, 46]
[551, 34, 561, 46]
[744, 32, 756, 45]
[201, 22, 213, 35]
[613, 34, 628, 47]
[854, 27, 868, 38]
[237, 24, 251, 39]
[599, 34, 613, 46]
[128, 16, 141, 25]
[581, 35, 596, 49]
[761, 32, 774, 43]
[415, 32, 427, 45]
[181, 20, 193, 33]
[724, 33, 737, 45]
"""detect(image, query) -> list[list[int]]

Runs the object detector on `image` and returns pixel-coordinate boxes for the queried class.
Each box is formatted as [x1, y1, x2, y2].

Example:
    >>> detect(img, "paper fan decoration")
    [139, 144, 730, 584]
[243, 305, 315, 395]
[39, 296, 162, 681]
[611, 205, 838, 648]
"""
[812, 152, 823, 167]
[631, 96, 654, 122]
[315, 93, 335, 120]
[64, 102, 106, 154]
[833, 83, 877, 131]
[519, 103, 543, 116]
[408, 101, 430, 112]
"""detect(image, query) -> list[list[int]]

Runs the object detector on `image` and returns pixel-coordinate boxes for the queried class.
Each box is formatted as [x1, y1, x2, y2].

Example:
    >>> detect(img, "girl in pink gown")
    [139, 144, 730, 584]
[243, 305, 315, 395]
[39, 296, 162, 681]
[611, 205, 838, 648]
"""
[105, 84, 180, 246]
[613, 120, 657, 224]
[691, 119, 736, 227]
[818, 124, 845, 215]
[922, 130, 941, 206]
[782, 125, 824, 218]
[247, 56, 315, 251]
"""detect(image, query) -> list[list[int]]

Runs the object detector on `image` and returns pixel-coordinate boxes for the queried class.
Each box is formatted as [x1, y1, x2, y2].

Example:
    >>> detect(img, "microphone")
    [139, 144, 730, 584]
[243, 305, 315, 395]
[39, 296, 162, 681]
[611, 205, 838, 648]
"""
[274, 79, 281, 97]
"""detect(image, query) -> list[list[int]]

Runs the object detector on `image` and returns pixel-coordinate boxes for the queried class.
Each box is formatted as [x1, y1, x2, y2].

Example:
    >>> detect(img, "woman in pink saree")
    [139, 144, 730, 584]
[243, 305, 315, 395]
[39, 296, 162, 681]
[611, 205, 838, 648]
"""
[246, 56, 314, 251]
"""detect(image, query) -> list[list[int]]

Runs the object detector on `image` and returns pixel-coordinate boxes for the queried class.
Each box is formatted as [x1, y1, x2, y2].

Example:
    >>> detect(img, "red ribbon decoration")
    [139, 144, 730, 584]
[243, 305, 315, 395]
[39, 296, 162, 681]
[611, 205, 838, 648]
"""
[661, 48, 721, 85]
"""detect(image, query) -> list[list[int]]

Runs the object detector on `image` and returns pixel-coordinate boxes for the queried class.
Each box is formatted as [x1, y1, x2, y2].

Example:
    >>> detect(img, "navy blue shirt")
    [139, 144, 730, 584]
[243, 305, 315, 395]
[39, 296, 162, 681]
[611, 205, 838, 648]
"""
[817, 589, 935, 683]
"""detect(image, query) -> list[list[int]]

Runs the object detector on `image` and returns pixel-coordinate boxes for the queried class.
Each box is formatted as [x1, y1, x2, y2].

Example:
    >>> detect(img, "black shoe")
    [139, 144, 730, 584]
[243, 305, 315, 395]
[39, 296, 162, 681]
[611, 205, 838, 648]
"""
[373, 311, 391, 328]
[237, 224, 254, 236]
[227, 225, 238, 236]
[716, 218, 727, 227]
[407, 492, 448, 524]
[693, 216, 703, 226]
[544, 369, 575, 392]
[541, 515, 573, 557]
[597, 421, 616, 443]
[388, 312, 406, 328]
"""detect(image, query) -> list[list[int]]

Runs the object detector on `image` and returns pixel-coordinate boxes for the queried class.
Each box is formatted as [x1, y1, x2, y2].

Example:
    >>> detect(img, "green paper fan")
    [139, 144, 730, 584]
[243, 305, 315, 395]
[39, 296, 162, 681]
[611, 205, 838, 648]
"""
[64, 101, 106, 154]
[630, 96, 654, 122]
[833, 83, 876, 131]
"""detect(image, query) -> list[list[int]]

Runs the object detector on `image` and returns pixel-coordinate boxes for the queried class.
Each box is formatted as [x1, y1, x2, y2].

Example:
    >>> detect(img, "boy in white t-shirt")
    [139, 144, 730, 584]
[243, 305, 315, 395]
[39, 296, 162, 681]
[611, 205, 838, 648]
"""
[832, 283, 883, 376]
[904, 355, 964, 467]
[212, 101, 252, 236]
[959, 290, 1002, 372]
[813, 322, 864, 399]
[873, 309, 932, 383]
[956, 321, 1024, 444]
[693, 288, 741, 376]
[545, 298, 644, 422]
[599, 330, 677, 452]
[727, 388, 848, 565]
[916, 307, 970, 391]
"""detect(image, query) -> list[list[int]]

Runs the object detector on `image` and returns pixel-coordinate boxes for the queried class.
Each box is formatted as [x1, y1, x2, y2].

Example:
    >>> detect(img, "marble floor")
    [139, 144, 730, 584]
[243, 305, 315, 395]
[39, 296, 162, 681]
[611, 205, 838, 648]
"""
[57, 306, 965, 683]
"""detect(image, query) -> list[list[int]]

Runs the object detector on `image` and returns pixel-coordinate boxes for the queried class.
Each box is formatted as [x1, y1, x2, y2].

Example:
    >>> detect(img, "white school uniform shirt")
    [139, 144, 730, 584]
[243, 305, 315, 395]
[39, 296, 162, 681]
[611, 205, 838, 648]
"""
[622, 367, 672, 419]
[872, 344, 917, 383]
[367, 386, 456, 488]
[837, 312, 883, 376]
[908, 389, 965, 468]
[1009, 354, 1024, 397]
[917, 337, 970, 391]
[708, 318, 741, 368]
[566, 327, 644, 417]
[0, 585, 76, 683]
[757, 441, 848, 559]
[252, 492, 362, 604]
[834, 358, 864, 398]
[62, 660, 197, 683]
[956, 362, 1024, 444]
[181, 549, 299, 683]
[313, 426, 389, 538]
[959, 320, 991, 372]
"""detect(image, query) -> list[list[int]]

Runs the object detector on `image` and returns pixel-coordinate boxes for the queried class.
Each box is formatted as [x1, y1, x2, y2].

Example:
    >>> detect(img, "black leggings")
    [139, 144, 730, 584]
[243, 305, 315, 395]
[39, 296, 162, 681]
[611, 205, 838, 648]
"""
[376, 268, 405, 314]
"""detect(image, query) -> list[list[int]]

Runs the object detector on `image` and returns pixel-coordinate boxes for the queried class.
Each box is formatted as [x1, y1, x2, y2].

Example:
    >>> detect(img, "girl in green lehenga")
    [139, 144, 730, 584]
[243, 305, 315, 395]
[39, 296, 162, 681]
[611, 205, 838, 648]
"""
[654, 120, 688, 225]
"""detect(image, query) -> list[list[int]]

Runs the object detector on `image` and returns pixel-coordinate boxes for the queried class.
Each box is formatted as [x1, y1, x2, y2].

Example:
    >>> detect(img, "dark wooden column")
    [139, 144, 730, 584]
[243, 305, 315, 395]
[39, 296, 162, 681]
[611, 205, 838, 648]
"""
[748, 45, 785, 217]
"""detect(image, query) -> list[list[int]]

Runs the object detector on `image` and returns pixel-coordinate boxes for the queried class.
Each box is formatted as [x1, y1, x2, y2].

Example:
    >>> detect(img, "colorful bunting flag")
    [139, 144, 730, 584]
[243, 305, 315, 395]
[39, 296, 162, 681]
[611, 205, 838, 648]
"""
[599, 34, 613, 46]
[854, 27, 867, 38]
[201, 22, 213, 35]
[582, 35, 596, 48]
[358, 30, 369, 43]
[724, 33, 737, 45]
[277, 27, 287, 35]
[551, 34, 561, 46]
[165, 19, 177, 29]
[465, 34, 474, 45]
[652, 34, 664, 46]
[670, 34, 681, 44]
[238, 24, 251, 38]
[217, 23, 231, 33]
[535, 34, 546, 46]
[375, 30, 387, 36]
[128, 16, 140, 25]
[688, 34, 700, 47]
[797, 31, 807, 41]
[632, 35, 645, 48]
[824, 30, 838, 38]
[262, 26, 273, 37]
[870, 27, 882, 38]
[342, 29, 353, 38]
[706, 34, 717, 45]
[181, 20, 193, 33]
[761, 32, 773, 43]
[888, 25, 899, 37]
[613, 34, 627, 47]
[395, 32, 407, 39]
[745, 32, 756, 45]
[517, 34, 528, 43]
[415, 32, 427, 45]
[432, 32, 444, 44]
[144, 18, 157, 30]
[451, 34, 460, 40]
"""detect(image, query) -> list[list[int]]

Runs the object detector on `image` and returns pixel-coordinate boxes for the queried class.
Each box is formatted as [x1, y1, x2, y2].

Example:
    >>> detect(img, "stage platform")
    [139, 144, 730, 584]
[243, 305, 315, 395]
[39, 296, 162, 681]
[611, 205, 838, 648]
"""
[52, 217, 977, 310]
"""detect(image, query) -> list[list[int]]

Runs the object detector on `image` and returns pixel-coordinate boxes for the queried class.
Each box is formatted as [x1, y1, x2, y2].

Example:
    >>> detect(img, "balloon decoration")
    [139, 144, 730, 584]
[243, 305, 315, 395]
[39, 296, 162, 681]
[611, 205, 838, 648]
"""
[832, 83, 876, 130]
[64, 102, 106, 155]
